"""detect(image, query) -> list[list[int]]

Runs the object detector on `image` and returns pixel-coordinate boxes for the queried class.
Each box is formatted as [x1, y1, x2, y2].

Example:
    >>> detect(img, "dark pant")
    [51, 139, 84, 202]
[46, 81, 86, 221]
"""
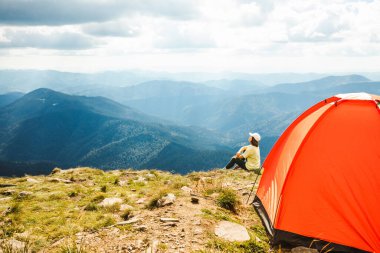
[225, 156, 248, 171]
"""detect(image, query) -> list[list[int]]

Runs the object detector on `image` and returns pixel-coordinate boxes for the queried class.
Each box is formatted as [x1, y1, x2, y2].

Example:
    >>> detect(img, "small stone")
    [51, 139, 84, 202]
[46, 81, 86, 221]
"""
[145, 239, 159, 253]
[146, 173, 156, 179]
[1, 190, 15, 196]
[242, 192, 249, 196]
[134, 176, 146, 183]
[157, 193, 176, 207]
[193, 220, 201, 226]
[98, 197, 123, 207]
[191, 197, 199, 204]
[180, 186, 192, 194]
[193, 228, 203, 235]
[119, 180, 129, 186]
[120, 204, 134, 211]
[161, 222, 177, 227]
[48, 178, 72, 183]
[0, 184, 16, 188]
[135, 239, 143, 249]
[26, 178, 40, 183]
[222, 182, 232, 187]
[291, 246, 319, 253]
[214, 221, 250, 242]
[0, 239, 25, 251]
[136, 198, 146, 204]
[135, 225, 148, 231]
[18, 191, 32, 197]
[117, 217, 141, 225]
[160, 217, 179, 223]
[0, 197, 12, 202]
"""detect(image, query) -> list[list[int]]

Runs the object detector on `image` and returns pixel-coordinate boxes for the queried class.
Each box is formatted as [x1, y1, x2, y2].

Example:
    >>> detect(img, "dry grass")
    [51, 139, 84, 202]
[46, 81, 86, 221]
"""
[0, 168, 269, 252]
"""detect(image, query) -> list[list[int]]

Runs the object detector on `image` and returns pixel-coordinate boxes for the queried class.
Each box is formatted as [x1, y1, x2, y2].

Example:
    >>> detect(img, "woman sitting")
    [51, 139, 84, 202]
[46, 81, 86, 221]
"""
[224, 132, 261, 174]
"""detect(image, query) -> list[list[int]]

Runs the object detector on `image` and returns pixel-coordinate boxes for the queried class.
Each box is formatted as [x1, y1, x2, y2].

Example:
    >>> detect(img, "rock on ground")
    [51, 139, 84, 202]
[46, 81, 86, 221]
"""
[181, 186, 192, 194]
[48, 178, 72, 183]
[214, 221, 250, 242]
[157, 193, 176, 207]
[0, 197, 12, 202]
[18, 191, 33, 197]
[117, 217, 141, 225]
[98, 197, 123, 207]
[26, 178, 40, 183]
[1, 190, 15, 196]
[291, 246, 319, 253]
[120, 204, 134, 211]
[0, 239, 26, 252]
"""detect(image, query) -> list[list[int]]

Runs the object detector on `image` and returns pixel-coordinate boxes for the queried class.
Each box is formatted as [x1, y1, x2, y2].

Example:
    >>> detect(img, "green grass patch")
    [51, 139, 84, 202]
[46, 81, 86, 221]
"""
[201, 208, 235, 222]
[216, 189, 239, 213]
[205, 234, 269, 253]
[84, 203, 98, 211]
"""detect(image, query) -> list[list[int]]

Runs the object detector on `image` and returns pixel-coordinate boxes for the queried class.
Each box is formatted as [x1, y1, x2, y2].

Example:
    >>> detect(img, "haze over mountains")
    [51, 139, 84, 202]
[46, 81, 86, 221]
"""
[0, 70, 379, 176]
[0, 88, 231, 176]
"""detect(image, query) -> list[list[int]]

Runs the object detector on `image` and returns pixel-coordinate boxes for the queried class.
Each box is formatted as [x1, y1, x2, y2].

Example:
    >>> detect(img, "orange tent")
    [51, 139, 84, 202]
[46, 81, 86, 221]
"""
[253, 93, 380, 252]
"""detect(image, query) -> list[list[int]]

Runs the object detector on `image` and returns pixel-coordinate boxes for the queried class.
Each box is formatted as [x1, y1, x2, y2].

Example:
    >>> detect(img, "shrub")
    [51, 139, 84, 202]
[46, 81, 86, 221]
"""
[120, 210, 132, 220]
[9, 203, 21, 214]
[51, 168, 61, 174]
[91, 194, 105, 203]
[207, 237, 268, 253]
[101, 216, 115, 227]
[100, 186, 107, 193]
[146, 196, 161, 210]
[216, 189, 239, 213]
[60, 238, 87, 253]
[104, 203, 120, 213]
[68, 191, 78, 198]
[146, 190, 168, 210]
[49, 193, 65, 200]
[84, 203, 98, 211]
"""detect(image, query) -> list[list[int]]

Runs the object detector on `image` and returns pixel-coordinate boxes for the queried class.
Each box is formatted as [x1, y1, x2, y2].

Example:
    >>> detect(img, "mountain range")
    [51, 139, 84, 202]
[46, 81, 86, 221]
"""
[0, 88, 232, 176]
[0, 72, 379, 176]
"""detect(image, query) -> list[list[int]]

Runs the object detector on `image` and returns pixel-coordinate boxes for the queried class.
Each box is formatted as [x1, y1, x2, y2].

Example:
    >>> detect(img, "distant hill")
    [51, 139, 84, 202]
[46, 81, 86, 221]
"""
[266, 75, 371, 94]
[73, 80, 228, 124]
[204, 79, 265, 94]
[321, 81, 380, 95]
[76, 80, 227, 104]
[119, 75, 378, 142]
[1, 73, 378, 176]
[0, 70, 330, 93]
[0, 92, 24, 108]
[0, 89, 232, 176]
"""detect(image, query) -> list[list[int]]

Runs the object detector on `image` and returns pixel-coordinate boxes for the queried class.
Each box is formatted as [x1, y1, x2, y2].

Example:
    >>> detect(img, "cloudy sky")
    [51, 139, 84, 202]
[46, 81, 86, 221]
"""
[0, 0, 379, 73]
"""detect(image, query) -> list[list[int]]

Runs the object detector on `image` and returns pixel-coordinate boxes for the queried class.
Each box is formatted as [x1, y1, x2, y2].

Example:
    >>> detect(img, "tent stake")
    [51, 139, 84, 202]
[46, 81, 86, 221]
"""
[246, 170, 261, 204]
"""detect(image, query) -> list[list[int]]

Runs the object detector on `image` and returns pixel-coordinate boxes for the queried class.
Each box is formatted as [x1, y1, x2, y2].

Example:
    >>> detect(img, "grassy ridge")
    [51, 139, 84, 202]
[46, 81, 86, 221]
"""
[0, 167, 268, 252]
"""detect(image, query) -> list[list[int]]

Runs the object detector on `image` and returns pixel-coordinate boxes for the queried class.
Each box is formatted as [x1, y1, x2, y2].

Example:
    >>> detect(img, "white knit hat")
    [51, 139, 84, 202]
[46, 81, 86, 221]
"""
[249, 132, 261, 142]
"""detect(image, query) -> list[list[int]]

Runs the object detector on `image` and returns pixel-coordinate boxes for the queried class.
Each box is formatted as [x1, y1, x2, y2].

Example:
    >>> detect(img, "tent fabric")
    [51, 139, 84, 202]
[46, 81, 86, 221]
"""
[253, 93, 380, 252]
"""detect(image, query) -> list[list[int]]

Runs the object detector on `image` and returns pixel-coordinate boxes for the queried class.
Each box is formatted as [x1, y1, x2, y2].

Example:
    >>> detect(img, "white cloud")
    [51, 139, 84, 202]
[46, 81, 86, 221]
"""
[0, 29, 101, 49]
[0, 0, 379, 72]
[0, 0, 200, 25]
[82, 21, 140, 38]
[154, 22, 215, 49]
